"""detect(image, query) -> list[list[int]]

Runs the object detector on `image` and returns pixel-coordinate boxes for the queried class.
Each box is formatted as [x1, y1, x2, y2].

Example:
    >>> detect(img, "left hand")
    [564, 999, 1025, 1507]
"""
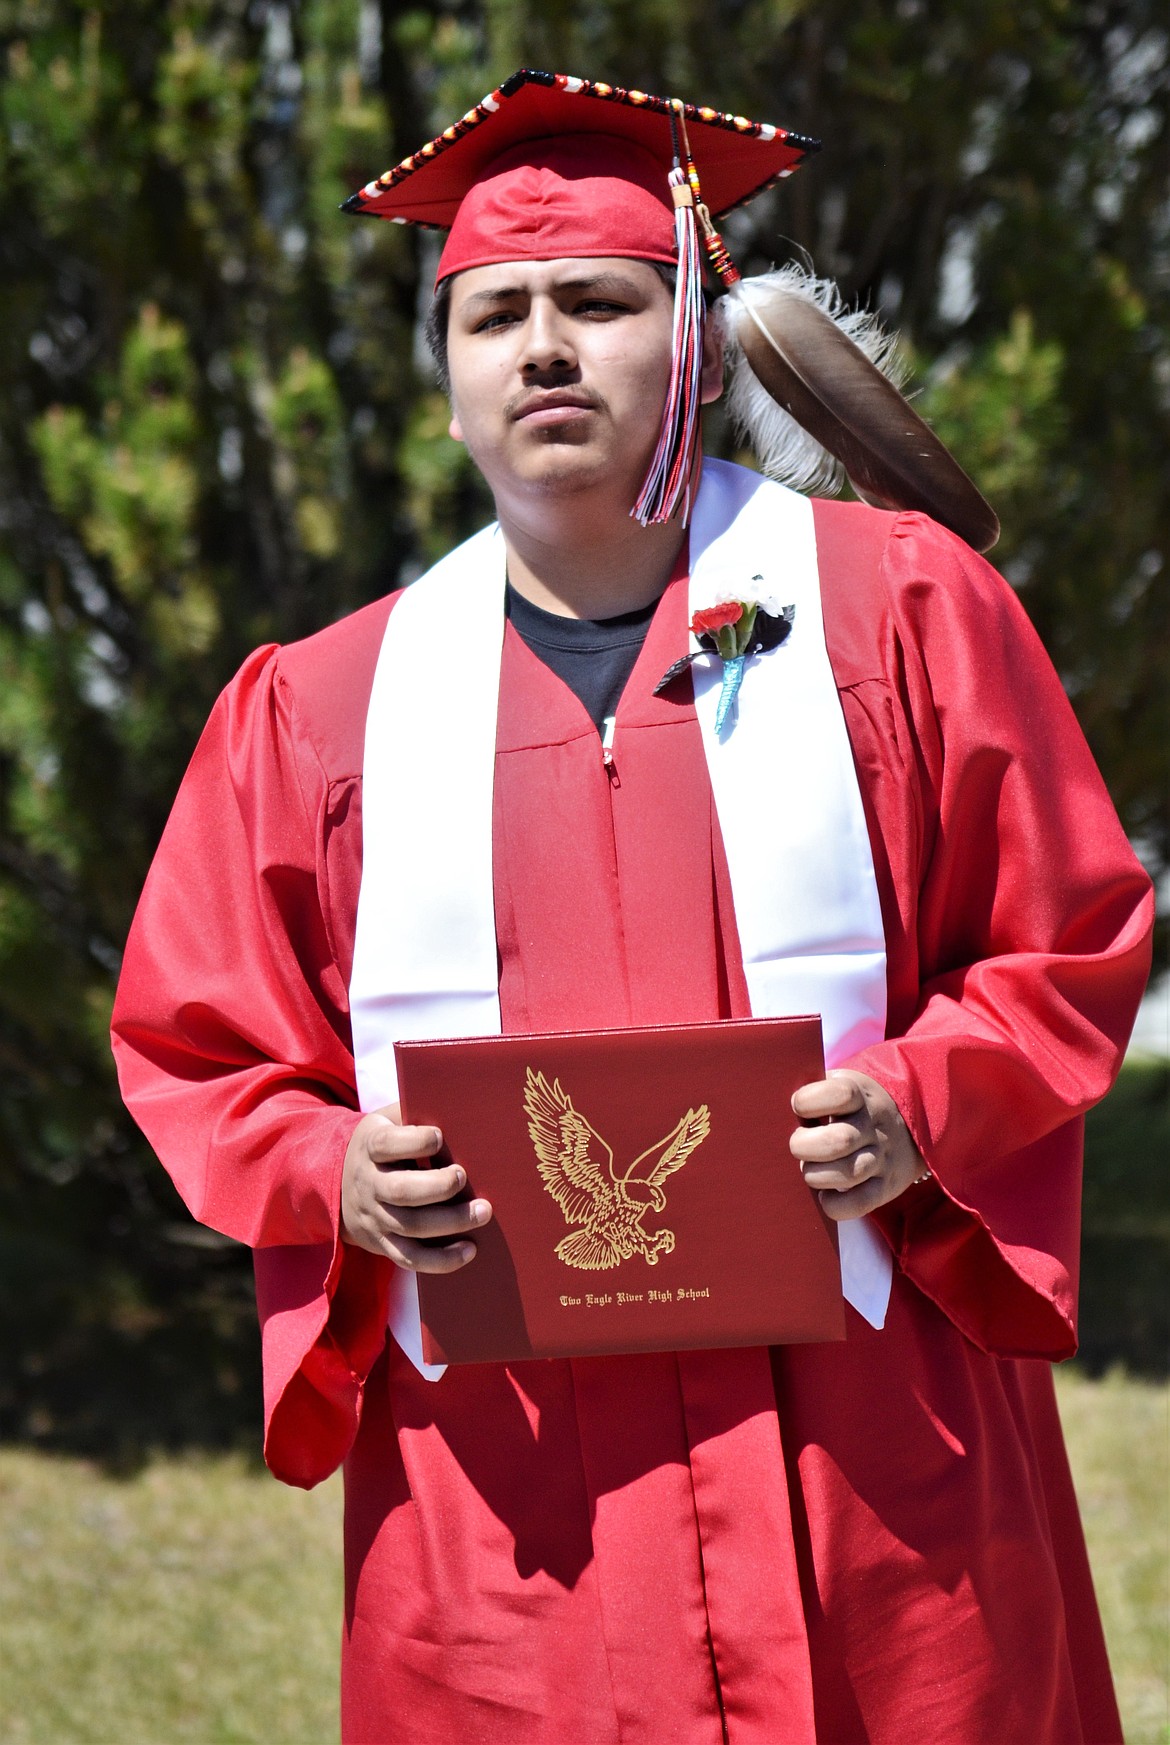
[790, 1070, 926, 1220]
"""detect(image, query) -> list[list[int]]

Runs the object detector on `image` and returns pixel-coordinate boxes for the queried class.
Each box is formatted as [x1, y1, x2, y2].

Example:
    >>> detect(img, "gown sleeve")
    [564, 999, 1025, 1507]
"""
[111, 644, 392, 1486]
[837, 512, 1154, 1359]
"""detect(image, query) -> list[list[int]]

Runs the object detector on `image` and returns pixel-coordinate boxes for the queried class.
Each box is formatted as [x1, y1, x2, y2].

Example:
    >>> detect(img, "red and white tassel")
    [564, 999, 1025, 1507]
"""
[632, 166, 706, 527]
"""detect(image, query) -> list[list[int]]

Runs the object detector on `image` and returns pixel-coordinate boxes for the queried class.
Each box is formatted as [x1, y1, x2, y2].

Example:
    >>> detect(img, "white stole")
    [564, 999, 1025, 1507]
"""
[350, 460, 893, 1380]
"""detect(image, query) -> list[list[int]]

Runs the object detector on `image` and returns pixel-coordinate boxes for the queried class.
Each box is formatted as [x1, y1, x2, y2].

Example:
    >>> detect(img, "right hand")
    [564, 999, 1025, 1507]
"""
[341, 1103, 492, 1273]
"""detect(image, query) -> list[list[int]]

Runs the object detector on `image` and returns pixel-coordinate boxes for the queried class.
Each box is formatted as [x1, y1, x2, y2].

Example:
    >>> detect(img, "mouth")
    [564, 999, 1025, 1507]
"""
[511, 392, 600, 426]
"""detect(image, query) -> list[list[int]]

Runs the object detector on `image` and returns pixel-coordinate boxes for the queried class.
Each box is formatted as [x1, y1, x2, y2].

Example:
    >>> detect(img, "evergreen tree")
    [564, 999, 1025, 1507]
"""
[0, 0, 1164, 1448]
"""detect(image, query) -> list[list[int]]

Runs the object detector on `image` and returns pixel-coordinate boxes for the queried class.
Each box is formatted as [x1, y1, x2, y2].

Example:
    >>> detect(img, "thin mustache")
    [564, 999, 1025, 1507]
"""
[506, 387, 606, 421]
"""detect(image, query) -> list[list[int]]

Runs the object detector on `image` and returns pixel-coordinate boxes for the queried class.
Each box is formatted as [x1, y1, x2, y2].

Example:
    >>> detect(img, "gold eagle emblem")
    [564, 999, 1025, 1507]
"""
[524, 1068, 711, 1271]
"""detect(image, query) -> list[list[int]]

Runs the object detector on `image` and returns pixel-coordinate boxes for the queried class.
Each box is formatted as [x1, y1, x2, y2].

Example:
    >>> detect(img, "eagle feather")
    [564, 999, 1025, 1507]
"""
[718, 262, 907, 497]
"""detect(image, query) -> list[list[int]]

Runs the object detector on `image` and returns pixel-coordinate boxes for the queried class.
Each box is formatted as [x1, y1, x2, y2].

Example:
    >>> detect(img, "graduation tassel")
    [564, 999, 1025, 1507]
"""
[632, 119, 706, 526]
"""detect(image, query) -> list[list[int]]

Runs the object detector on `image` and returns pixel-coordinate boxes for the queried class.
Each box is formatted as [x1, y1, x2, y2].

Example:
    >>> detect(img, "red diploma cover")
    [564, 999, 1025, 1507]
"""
[395, 1015, 846, 1365]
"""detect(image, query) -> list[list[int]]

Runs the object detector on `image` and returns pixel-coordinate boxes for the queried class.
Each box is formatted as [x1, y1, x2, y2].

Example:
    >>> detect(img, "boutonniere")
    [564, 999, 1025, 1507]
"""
[655, 580, 795, 732]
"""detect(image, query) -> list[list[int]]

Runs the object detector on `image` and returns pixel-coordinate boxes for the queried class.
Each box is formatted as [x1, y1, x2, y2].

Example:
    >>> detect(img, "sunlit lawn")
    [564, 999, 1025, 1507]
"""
[0, 1450, 343, 1743]
[0, 1368, 1165, 1744]
[1057, 1367, 1170, 1745]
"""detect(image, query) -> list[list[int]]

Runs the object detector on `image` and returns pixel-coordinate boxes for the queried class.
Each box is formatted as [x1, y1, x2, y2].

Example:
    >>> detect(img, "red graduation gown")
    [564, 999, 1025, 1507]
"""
[112, 504, 1153, 1744]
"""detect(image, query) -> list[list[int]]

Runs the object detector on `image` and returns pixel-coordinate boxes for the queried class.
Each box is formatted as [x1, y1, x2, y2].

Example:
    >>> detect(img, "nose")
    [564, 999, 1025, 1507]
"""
[520, 298, 577, 375]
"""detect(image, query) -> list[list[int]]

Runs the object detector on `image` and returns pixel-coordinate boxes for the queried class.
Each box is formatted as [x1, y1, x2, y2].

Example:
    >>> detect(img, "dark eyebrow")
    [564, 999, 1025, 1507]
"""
[457, 272, 645, 315]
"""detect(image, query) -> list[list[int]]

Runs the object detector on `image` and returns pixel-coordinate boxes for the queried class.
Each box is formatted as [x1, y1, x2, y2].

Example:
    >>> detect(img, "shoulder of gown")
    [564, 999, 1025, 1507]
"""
[266, 591, 399, 784]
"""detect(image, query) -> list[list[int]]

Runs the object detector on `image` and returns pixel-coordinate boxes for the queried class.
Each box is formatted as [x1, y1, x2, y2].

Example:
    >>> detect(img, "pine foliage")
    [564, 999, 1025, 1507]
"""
[0, 0, 1165, 1447]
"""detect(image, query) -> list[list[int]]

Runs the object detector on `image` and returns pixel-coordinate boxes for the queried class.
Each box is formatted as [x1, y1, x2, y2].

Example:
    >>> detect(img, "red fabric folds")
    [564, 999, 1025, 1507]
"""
[111, 600, 395, 1483]
[111, 500, 1150, 1742]
[813, 504, 1152, 1358]
[436, 135, 677, 284]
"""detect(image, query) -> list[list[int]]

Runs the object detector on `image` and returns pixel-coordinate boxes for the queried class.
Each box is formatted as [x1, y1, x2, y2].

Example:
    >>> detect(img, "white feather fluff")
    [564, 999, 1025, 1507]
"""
[718, 265, 909, 496]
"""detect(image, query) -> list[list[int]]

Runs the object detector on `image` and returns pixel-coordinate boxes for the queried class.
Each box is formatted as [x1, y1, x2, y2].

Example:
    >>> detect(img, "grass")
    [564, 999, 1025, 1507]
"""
[1055, 1366, 1170, 1745]
[0, 1453, 343, 1743]
[0, 1370, 1164, 1744]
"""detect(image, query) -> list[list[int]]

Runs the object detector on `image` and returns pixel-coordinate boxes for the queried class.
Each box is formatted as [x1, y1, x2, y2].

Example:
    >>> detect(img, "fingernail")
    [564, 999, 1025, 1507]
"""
[453, 1166, 466, 1189]
[432, 1128, 443, 1148]
[470, 1199, 491, 1223]
[457, 1242, 476, 1262]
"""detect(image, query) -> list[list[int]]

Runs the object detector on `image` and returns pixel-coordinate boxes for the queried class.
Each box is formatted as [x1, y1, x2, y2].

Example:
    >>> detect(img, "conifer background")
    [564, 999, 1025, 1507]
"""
[1, 0, 1166, 1452]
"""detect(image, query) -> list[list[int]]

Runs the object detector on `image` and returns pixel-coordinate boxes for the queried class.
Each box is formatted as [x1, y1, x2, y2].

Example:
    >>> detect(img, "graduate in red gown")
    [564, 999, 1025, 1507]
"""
[112, 73, 1152, 1745]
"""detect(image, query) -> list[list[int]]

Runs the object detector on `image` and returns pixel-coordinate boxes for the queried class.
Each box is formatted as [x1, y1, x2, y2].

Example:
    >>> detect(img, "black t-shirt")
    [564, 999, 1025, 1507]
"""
[506, 583, 659, 737]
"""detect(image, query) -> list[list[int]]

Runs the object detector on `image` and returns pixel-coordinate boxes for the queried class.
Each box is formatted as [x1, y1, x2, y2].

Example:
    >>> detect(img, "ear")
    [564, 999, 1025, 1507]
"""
[448, 410, 465, 443]
[699, 309, 724, 405]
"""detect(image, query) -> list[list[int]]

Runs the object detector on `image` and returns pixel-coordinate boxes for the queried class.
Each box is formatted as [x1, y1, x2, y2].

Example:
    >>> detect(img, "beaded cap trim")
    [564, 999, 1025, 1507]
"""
[341, 68, 819, 226]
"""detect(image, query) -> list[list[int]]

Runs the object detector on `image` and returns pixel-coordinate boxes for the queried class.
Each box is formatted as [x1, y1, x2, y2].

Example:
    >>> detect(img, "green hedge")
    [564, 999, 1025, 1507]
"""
[1079, 1057, 1170, 1377]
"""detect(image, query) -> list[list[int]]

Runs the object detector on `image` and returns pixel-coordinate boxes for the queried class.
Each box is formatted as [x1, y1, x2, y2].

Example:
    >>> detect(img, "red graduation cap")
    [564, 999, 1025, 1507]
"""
[341, 68, 817, 286]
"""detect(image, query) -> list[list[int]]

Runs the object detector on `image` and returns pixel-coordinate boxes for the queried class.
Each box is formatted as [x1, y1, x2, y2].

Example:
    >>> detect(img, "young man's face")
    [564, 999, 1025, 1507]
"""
[444, 257, 718, 514]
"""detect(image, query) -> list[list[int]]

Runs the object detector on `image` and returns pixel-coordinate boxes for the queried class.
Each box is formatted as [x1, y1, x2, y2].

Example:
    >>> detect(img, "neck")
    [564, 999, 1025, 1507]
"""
[498, 499, 687, 620]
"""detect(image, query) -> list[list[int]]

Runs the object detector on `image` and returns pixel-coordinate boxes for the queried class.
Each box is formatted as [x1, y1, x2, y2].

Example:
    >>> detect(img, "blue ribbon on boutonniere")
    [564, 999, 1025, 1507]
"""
[655, 583, 795, 732]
